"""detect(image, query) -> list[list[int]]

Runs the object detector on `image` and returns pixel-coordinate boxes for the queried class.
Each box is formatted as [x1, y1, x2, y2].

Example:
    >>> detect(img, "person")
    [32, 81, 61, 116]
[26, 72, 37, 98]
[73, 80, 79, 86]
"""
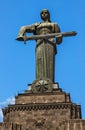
[16, 9, 62, 82]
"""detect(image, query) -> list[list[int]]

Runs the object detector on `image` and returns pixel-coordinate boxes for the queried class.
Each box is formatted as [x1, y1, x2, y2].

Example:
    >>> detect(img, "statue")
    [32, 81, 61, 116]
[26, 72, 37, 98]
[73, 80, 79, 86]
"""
[16, 9, 77, 92]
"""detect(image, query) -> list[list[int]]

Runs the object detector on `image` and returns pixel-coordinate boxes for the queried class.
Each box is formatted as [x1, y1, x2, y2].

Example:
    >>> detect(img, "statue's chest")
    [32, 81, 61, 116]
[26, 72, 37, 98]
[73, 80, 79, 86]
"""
[36, 23, 54, 34]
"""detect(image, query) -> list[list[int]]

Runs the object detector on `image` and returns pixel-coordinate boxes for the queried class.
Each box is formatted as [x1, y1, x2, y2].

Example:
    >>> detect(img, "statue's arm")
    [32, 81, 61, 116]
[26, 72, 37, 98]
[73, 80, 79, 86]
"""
[17, 23, 40, 39]
[16, 23, 40, 40]
[19, 24, 36, 35]
[24, 24, 36, 33]
[54, 23, 62, 44]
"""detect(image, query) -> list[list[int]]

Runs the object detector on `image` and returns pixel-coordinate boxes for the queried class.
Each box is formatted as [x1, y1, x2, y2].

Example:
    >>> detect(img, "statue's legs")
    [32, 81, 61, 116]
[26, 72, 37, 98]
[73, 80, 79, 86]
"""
[36, 40, 55, 82]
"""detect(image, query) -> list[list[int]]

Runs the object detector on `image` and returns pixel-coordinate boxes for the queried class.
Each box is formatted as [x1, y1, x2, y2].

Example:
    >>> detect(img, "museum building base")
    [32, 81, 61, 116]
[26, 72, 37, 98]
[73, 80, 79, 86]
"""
[0, 83, 85, 130]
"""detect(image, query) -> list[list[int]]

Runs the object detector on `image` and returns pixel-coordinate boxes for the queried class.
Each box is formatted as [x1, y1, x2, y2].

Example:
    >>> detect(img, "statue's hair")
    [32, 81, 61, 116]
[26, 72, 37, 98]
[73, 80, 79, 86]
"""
[40, 9, 51, 22]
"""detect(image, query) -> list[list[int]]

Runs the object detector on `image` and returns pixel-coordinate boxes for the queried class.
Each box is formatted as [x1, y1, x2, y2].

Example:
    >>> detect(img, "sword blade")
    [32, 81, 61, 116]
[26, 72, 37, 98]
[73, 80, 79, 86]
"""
[24, 31, 77, 41]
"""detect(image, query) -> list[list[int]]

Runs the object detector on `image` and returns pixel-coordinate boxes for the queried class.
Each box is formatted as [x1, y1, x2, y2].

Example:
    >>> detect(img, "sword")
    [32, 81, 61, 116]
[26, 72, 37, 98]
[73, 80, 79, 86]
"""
[16, 31, 77, 43]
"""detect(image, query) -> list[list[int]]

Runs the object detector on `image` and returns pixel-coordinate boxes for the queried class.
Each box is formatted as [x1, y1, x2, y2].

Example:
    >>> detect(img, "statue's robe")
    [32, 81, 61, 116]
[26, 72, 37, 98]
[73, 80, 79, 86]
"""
[35, 22, 58, 82]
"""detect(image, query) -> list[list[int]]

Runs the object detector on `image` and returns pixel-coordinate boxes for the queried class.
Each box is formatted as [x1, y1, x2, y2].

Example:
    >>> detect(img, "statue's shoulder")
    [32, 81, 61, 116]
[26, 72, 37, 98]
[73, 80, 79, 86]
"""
[49, 22, 59, 27]
[52, 22, 60, 29]
[52, 22, 58, 25]
[34, 22, 41, 26]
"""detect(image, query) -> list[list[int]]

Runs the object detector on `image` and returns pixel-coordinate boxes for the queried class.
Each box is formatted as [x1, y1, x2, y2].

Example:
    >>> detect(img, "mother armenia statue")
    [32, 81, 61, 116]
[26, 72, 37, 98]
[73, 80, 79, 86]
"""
[16, 9, 76, 83]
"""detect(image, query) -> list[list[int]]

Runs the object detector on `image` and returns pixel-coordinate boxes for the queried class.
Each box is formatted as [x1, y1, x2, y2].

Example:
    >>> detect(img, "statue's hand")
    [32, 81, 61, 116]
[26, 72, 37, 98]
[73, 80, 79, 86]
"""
[16, 35, 27, 44]
[55, 34, 62, 38]
[16, 35, 24, 41]
[56, 34, 62, 44]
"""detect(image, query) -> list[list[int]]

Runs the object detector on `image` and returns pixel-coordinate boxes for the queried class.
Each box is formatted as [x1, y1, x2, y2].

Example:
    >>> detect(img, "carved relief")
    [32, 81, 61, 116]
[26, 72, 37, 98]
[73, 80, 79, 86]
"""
[34, 118, 45, 128]
[31, 79, 53, 93]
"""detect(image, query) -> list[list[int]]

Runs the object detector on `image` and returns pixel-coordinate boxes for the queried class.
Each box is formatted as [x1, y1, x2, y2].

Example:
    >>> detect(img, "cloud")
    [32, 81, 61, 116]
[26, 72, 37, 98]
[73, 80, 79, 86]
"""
[0, 109, 3, 122]
[0, 97, 15, 106]
[0, 97, 15, 122]
[5, 97, 15, 105]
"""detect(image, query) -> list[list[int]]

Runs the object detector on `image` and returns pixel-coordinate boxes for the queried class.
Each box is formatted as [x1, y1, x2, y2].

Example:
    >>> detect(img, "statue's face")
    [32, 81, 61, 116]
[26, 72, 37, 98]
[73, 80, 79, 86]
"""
[41, 10, 50, 21]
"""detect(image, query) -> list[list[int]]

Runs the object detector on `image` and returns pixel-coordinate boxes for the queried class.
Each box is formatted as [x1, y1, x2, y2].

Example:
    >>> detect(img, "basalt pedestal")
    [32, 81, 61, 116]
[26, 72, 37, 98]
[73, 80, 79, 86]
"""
[0, 82, 85, 130]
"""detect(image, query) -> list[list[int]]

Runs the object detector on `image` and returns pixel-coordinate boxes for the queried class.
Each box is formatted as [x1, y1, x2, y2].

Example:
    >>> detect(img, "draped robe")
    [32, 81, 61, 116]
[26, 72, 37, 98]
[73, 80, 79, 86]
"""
[35, 22, 59, 82]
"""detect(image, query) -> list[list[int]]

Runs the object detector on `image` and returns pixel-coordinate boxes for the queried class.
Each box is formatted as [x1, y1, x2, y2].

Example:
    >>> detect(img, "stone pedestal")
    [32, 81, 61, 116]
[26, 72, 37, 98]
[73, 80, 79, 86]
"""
[0, 83, 85, 130]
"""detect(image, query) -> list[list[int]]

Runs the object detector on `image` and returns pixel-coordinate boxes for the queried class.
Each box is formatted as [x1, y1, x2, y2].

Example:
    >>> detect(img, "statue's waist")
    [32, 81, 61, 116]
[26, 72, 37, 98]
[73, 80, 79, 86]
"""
[36, 38, 55, 46]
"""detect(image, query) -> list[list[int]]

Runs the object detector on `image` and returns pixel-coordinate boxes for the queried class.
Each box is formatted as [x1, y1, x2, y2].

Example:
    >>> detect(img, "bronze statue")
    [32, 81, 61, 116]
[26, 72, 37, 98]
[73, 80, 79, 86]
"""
[16, 9, 77, 84]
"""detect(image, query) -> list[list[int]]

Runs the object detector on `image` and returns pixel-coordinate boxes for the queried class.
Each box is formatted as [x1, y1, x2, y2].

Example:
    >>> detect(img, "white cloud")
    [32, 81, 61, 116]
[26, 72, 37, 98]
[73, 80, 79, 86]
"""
[0, 109, 3, 118]
[0, 109, 3, 122]
[0, 97, 15, 122]
[6, 97, 15, 105]
[0, 97, 15, 106]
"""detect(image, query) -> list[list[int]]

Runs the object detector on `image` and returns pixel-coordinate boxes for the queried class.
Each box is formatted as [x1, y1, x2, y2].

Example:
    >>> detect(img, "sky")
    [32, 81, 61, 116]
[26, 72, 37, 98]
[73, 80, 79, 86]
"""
[0, 0, 85, 121]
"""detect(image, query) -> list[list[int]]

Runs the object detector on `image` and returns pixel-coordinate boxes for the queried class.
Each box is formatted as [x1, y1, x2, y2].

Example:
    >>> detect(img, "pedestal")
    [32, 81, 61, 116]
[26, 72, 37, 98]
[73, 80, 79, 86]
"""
[0, 83, 85, 130]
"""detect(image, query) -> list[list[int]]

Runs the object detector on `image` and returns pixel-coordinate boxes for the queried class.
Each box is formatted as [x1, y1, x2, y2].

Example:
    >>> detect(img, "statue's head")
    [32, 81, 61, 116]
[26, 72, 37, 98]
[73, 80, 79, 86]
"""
[40, 9, 50, 21]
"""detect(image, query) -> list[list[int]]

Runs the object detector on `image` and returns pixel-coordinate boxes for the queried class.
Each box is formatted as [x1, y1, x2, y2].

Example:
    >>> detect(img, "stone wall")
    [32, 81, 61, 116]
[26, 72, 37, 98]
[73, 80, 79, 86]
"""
[0, 86, 85, 130]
